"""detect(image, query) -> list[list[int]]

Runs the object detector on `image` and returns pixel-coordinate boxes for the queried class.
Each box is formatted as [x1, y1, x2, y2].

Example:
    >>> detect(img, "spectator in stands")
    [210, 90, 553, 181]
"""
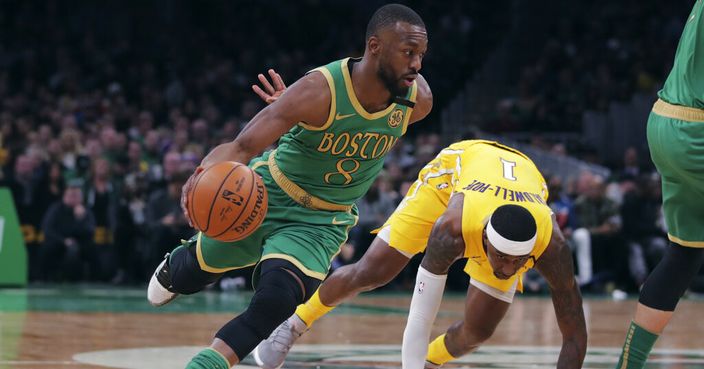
[349, 173, 399, 260]
[113, 168, 149, 283]
[548, 175, 576, 238]
[6, 154, 47, 280]
[144, 170, 191, 271]
[571, 174, 626, 291]
[618, 146, 644, 181]
[85, 157, 120, 281]
[39, 180, 97, 281]
[621, 174, 667, 289]
[148, 150, 182, 193]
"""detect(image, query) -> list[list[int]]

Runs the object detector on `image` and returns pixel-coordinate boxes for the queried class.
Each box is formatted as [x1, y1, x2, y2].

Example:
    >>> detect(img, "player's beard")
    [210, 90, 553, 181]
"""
[378, 63, 408, 97]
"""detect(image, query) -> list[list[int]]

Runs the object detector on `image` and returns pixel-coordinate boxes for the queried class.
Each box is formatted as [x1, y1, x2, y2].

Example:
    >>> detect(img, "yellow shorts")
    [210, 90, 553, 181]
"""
[377, 150, 456, 256]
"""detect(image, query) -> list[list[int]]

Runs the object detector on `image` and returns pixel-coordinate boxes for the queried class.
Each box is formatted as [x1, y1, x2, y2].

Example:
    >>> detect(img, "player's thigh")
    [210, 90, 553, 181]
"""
[259, 218, 350, 284]
[381, 171, 453, 255]
[648, 115, 704, 244]
[195, 230, 267, 274]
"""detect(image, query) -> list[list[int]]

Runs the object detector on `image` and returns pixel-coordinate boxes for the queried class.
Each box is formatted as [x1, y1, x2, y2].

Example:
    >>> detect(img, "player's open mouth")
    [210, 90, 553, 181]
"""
[402, 75, 417, 86]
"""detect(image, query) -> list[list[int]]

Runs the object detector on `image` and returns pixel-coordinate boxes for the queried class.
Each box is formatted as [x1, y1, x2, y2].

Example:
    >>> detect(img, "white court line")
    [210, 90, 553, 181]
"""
[0, 360, 76, 365]
[0, 216, 5, 253]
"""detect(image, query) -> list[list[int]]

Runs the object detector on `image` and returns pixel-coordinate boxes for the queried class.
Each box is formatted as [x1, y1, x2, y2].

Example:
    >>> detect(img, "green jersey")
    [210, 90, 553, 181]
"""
[659, 0, 704, 108]
[273, 57, 418, 206]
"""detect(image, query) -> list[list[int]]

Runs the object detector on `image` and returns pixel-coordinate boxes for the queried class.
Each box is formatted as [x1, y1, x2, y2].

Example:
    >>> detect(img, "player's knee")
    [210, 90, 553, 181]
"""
[639, 242, 704, 311]
[239, 268, 302, 336]
[214, 265, 319, 358]
[169, 246, 221, 295]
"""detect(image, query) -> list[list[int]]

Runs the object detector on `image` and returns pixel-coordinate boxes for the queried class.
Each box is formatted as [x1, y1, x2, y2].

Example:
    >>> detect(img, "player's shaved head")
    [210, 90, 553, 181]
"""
[366, 4, 425, 40]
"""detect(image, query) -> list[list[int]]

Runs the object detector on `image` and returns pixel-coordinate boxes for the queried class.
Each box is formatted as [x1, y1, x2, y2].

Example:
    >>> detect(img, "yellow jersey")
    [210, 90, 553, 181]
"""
[453, 140, 553, 292]
[380, 140, 553, 292]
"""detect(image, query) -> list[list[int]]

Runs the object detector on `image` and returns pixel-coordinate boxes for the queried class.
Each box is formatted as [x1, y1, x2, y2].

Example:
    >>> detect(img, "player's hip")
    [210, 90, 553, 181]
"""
[250, 150, 355, 213]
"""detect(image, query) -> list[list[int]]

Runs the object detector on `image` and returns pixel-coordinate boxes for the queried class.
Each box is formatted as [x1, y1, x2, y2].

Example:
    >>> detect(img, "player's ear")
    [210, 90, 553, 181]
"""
[367, 35, 382, 55]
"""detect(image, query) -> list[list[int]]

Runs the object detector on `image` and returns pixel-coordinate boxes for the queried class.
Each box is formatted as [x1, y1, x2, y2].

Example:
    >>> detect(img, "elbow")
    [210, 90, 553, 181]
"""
[230, 138, 260, 163]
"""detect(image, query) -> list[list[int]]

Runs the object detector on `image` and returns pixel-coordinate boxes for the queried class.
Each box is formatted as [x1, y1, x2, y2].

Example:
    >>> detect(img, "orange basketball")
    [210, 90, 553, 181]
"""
[187, 161, 268, 242]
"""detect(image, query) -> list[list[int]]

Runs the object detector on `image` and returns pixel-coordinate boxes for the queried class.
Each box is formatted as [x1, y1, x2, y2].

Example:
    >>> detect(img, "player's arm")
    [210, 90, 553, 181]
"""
[402, 194, 465, 369]
[534, 215, 587, 369]
[181, 71, 330, 219]
[202, 71, 329, 167]
[409, 73, 433, 124]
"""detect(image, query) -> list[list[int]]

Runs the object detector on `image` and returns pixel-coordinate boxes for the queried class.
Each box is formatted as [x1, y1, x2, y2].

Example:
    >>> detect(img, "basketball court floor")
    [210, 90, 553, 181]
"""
[1, 287, 704, 368]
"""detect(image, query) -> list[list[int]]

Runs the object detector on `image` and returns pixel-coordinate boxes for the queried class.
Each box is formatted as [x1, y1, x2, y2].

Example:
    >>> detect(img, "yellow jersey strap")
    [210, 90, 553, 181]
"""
[267, 150, 353, 212]
[653, 98, 704, 122]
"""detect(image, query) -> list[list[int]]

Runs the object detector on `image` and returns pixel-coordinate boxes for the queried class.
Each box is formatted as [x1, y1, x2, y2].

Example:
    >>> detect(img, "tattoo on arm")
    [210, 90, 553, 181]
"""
[421, 194, 465, 275]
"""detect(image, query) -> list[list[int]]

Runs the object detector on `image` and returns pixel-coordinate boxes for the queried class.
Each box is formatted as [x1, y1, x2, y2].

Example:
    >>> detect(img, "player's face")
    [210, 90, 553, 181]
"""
[376, 22, 428, 96]
[483, 229, 531, 280]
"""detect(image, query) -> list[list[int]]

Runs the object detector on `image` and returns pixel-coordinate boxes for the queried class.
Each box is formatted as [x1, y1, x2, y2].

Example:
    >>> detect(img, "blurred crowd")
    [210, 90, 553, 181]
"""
[0, 1, 698, 296]
[486, 0, 691, 133]
[0, 0, 501, 285]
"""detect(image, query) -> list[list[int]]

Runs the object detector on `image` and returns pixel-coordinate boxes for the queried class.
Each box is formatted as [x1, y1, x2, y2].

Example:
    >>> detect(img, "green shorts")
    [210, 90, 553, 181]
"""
[647, 111, 704, 247]
[186, 151, 359, 280]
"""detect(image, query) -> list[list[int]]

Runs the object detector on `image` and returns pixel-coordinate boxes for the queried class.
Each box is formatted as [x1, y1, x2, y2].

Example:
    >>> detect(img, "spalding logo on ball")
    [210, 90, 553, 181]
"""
[187, 161, 268, 242]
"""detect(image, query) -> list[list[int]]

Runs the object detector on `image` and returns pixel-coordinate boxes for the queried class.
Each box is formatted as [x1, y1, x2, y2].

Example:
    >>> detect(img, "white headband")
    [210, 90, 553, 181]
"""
[486, 219, 536, 256]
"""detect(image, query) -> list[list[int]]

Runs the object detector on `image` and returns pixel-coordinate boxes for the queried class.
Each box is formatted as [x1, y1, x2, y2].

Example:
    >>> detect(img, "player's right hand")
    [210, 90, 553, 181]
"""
[252, 69, 287, 104]
[181, 165, 205, 227]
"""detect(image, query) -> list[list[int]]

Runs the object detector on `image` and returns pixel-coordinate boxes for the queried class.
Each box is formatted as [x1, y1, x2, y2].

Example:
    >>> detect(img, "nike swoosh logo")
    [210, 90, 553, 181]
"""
[332, 217, 348, 225]
[335, 112, 355, 120]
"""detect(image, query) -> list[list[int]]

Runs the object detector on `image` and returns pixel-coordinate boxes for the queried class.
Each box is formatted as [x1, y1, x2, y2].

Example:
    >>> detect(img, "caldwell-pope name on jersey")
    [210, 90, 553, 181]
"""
[462, 179, 546, 205]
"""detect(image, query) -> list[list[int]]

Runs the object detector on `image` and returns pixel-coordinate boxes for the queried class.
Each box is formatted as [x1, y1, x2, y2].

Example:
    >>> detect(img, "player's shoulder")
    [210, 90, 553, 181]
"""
[271, 70, 332, 128]
[409, 74, 433, 124]
[298, 69, 331, 90]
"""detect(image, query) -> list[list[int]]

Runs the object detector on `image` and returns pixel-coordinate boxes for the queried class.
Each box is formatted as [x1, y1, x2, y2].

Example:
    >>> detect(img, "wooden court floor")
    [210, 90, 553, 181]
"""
[1, 287, 704, 368]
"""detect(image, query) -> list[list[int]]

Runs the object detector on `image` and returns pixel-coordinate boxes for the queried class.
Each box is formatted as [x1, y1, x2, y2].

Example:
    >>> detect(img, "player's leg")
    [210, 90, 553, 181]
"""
[253, 235, 412, 369]
[297, 161, 455, 328]
[614, 112, 704, 369]
[426, 281, 513, 367]
[614, 241, 704, 369]
[256, 168, 452, 369]
[147, 230, 264, 306]
[147, 235, 223, 306]
[186, 258, 321, 369]
[299, 235, 411, 321]
[402, 194, 466, 369]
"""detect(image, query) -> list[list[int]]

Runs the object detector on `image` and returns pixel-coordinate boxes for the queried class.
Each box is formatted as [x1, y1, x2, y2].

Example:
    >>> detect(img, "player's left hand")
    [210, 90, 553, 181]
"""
[252, 69, 286, 104]
[181, 166, 205, 227]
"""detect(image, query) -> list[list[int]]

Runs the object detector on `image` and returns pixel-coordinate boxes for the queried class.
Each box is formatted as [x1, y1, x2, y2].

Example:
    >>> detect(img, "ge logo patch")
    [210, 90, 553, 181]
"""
[388, 109, 404, 128]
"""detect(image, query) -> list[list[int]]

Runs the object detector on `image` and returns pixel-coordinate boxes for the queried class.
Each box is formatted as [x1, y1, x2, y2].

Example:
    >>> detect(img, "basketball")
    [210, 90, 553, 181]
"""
[187, 161, 268, 242]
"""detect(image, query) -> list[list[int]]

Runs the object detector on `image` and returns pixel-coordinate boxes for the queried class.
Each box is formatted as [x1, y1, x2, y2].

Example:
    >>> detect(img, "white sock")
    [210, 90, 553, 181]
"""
[572, 228, 592, 285]
[402, 266, 447, 369]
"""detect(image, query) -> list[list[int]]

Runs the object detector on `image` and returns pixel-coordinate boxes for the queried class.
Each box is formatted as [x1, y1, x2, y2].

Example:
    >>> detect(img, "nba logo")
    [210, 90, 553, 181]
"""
[418, 281, 425, 294]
